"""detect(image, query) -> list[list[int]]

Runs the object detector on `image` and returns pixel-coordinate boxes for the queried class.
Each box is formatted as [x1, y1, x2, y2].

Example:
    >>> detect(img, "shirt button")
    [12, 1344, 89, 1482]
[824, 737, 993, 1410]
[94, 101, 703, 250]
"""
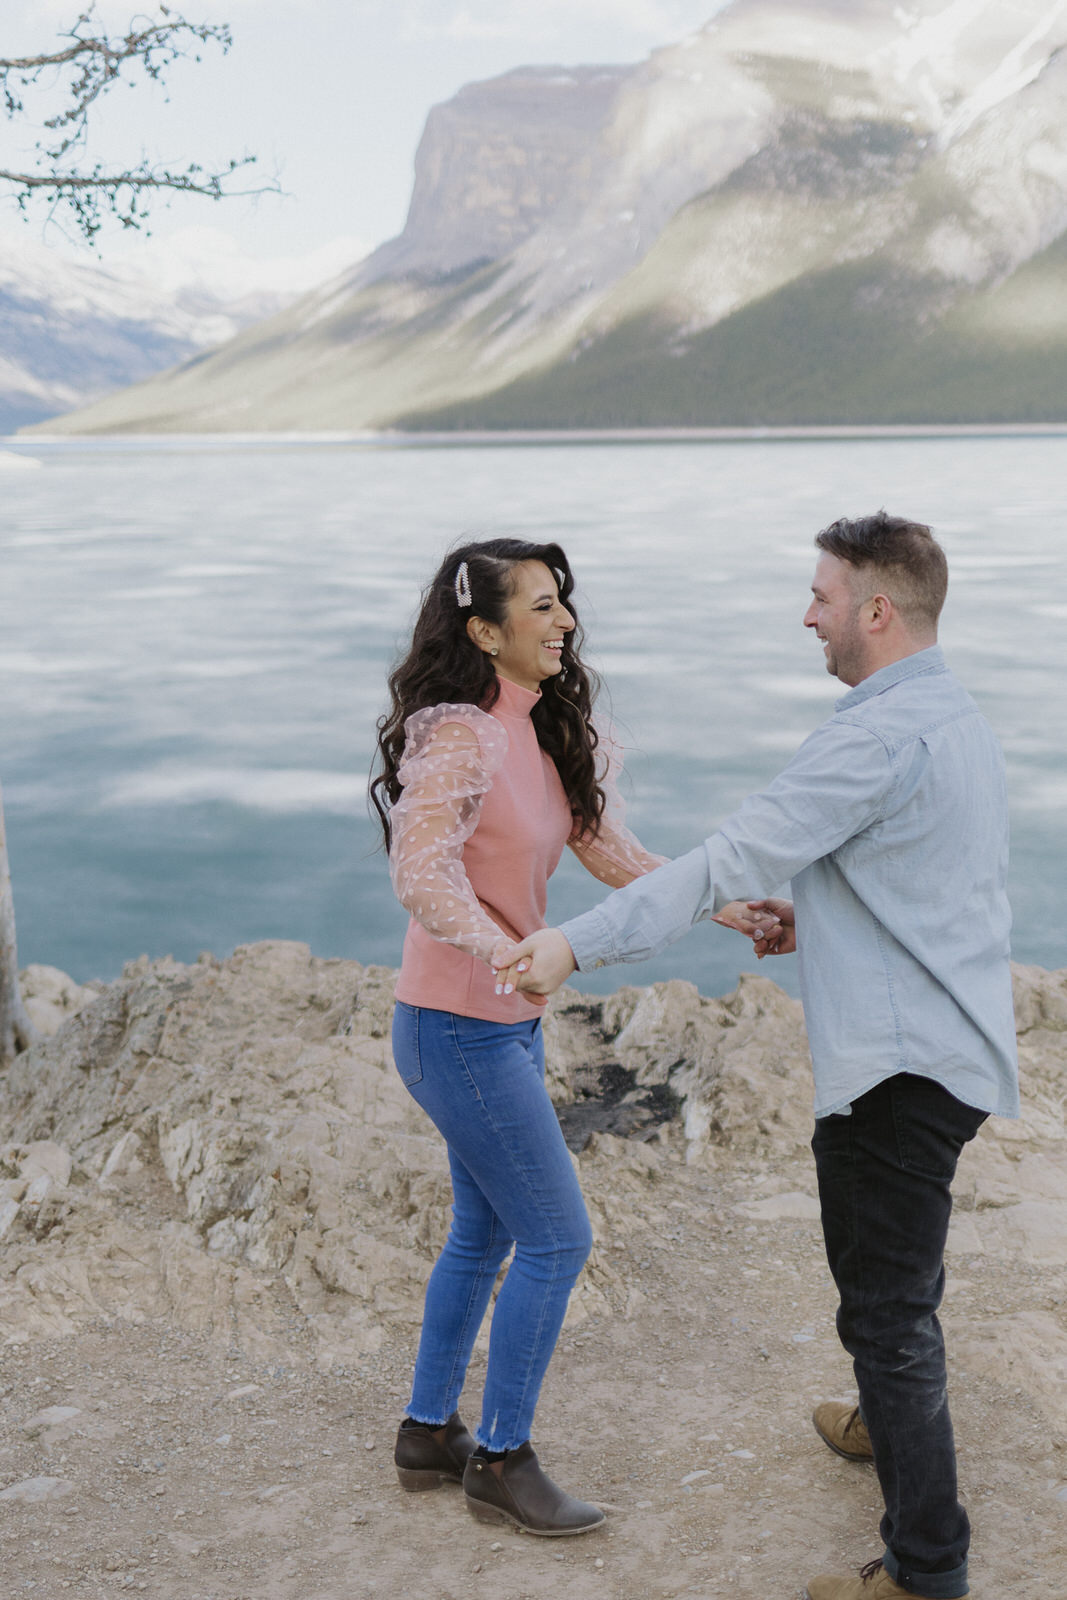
[593, 959, 605, 969]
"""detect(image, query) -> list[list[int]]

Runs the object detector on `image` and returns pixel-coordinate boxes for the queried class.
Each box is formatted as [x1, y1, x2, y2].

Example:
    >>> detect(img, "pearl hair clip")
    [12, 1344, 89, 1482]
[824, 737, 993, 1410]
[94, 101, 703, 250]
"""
[454, 561, 472, 607]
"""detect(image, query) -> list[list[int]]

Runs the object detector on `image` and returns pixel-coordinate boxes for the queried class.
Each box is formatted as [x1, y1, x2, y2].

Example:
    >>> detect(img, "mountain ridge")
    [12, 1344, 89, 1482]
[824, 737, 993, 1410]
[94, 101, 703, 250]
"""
[28, 0, 1067, 434]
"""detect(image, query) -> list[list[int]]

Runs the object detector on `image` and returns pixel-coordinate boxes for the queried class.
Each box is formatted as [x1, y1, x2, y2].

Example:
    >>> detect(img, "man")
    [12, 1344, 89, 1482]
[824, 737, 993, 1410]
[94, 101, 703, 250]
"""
[497, 513, 1018, 1600]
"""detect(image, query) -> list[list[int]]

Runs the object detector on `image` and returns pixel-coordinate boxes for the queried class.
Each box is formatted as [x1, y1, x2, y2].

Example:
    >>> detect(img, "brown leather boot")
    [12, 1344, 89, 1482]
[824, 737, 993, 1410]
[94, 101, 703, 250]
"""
[463, 1442, 605, 1536]
[394, 1412, 475, 1490]
[812, 1400, 874, 1462]
[806, 1558, 969, 1599]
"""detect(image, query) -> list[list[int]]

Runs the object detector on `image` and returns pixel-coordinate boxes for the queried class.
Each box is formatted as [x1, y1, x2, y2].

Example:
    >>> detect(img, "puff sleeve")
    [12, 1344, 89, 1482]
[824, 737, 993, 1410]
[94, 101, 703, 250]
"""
[388, 704, 511, 966]
[568, 722, 668, 887]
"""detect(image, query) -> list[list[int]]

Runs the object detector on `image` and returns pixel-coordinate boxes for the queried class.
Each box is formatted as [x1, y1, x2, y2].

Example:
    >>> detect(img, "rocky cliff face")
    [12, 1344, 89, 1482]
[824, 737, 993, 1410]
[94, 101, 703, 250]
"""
[3, 942, 1067, 1375]
[360, 66, 630, 285]
[32, 0, 1067, 433]
[0, 948, 821, 1353]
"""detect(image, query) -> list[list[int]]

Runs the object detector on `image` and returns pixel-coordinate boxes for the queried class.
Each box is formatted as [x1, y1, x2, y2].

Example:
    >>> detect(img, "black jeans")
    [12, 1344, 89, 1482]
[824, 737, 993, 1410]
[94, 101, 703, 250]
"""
[812, 1074, 987, 1600]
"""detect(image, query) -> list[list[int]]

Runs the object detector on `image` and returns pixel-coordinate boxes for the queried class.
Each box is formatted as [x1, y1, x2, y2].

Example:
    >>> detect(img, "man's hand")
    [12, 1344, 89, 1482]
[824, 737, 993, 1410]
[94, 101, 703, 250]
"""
[492, 928, 576, 998]
[720, 897, 796, 957]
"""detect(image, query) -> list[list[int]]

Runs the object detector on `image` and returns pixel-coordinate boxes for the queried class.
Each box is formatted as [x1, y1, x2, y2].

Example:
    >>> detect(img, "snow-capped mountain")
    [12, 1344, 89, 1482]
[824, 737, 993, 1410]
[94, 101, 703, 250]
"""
[32, 0, 1067, 433]
[0, 229, 364, 432]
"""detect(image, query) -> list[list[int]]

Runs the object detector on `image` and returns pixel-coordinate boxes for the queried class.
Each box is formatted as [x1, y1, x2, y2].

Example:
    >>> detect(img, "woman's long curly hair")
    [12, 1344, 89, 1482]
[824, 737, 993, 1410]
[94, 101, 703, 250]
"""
[370, 537, 605, 847]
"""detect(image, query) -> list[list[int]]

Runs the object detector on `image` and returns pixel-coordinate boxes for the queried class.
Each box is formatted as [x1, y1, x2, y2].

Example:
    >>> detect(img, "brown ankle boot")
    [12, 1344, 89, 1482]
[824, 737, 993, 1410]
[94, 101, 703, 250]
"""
[812, 1401, 874, 1462]
[806, 1558, 969, 1599]
[394, 1412, 475, 1490]
[463, 1442, 605, 1536]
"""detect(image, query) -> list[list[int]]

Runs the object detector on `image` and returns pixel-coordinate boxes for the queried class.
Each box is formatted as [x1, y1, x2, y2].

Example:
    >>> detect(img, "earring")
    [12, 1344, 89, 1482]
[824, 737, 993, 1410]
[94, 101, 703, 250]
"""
[490, 648, 499, 657]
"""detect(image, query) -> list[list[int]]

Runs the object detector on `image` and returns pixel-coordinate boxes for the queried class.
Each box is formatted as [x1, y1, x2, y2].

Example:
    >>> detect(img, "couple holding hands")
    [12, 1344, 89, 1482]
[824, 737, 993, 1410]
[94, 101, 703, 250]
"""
[370, 515, 1017, 1600]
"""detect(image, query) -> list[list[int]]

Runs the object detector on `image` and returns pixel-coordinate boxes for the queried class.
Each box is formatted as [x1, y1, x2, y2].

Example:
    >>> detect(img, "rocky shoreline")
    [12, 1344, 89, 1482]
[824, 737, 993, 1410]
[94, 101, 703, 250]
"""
[1, 943, 1065, 1597]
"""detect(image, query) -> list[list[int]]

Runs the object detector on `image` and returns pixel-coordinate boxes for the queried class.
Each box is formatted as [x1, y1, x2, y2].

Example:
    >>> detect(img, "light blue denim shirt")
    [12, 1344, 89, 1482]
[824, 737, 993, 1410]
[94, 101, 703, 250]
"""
[561, 647, 1019, 1120]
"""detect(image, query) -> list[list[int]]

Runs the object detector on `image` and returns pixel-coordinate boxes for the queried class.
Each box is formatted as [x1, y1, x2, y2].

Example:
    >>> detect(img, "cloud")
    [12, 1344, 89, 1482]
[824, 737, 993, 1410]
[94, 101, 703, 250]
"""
[6, 2, 251, 38]
[0, 215, 368, 300]
[396, 0, 722, 46]
[105, 225, 370, 298]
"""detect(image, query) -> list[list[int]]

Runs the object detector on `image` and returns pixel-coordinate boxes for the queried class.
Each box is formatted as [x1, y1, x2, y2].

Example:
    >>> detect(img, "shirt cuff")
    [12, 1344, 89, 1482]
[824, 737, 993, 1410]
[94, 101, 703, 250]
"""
[558, 906, 616, 972]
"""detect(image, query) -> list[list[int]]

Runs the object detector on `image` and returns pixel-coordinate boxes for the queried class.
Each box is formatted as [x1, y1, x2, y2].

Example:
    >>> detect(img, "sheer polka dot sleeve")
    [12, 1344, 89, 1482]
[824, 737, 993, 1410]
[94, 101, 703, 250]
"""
[389, 704, 511, 966]
[568, 720, 669, 888]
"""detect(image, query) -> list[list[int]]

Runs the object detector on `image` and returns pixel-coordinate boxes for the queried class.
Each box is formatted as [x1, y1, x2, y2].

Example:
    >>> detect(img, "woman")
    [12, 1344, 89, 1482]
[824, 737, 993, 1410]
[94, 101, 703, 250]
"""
[371, 537, 758, 1536]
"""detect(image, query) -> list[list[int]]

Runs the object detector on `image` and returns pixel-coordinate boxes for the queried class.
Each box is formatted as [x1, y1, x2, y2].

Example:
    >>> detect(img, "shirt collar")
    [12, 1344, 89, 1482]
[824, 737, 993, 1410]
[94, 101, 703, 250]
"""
[834, 644, 945, 712]
[491, 674, 542, 720]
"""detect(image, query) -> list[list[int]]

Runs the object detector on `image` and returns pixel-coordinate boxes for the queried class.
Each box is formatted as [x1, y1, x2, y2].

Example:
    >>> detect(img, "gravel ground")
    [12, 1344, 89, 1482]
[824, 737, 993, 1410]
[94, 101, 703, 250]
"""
[2, 1137, 1063, 1600]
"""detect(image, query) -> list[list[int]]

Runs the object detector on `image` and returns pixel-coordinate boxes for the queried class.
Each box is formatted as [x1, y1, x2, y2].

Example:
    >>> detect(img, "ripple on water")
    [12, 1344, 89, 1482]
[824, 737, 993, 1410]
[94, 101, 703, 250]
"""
[102, 765, 364, 815]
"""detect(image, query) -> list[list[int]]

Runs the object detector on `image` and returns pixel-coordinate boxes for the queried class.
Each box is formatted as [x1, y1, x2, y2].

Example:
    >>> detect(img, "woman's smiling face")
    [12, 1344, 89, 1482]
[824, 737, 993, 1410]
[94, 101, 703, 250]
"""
[476, 560, 575, 692]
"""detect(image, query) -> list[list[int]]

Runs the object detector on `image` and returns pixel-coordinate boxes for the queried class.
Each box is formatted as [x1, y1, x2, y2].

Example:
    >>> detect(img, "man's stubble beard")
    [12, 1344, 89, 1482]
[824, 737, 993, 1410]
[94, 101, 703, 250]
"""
[826, 614, 868, 688]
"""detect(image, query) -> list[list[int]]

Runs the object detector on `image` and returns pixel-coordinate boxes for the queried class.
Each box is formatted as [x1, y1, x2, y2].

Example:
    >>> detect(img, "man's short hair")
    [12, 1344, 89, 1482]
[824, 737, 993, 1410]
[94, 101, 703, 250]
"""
[815, 511, 948, 631]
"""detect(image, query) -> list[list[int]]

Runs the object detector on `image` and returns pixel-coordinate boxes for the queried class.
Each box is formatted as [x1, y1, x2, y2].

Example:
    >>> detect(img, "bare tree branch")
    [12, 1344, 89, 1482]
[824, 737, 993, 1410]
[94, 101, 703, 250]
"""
[0, 163, 251, 194]
[0, 5, 274, 243]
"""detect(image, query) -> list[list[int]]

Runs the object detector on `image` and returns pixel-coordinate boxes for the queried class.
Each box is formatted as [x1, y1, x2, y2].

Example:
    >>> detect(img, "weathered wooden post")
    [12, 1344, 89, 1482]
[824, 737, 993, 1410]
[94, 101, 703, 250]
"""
[0, 783, 37, 1066]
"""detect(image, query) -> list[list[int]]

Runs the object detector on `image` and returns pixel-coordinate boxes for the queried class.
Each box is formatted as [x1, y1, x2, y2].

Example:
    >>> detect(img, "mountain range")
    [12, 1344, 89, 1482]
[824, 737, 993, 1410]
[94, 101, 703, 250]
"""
[27, 0, 1067, 434]
[0, 232, 357, 434]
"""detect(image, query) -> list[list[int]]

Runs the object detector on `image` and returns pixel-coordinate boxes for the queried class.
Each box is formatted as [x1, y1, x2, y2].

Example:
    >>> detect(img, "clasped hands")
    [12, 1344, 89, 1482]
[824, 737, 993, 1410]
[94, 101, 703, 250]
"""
[492, 898, 796, 999]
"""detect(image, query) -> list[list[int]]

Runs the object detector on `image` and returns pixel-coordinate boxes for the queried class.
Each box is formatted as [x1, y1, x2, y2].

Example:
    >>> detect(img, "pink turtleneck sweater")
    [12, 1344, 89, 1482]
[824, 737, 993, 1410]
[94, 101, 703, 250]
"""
[390, 675, 666, 1024]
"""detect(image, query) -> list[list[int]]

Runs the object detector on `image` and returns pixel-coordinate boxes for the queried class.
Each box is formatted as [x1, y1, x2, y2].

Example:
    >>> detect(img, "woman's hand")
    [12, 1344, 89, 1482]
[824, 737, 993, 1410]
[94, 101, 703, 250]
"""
[492, 929, 576, 997]
[490, 937, 524, 995]
[714, 897, 795, 957]
[712, 899, 782, 944]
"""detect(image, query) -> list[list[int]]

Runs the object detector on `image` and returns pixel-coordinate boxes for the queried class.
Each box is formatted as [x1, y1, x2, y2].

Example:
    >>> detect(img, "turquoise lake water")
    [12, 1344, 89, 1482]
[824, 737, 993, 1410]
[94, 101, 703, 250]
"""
[1, 434, 1064, 998]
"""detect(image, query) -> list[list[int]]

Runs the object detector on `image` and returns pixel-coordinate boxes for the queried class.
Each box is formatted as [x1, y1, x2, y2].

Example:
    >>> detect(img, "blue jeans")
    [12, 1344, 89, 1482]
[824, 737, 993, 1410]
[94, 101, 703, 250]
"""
[391, 1002, 593, 1452]
[812, 1074, 987, 1600]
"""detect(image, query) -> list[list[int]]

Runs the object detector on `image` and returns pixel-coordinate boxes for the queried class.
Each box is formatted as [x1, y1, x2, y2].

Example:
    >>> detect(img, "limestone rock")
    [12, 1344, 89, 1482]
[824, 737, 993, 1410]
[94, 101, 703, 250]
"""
[100, 1130, 143, 1181]
[594, 973, 813, 1158]
[0, 941, 1064, 1405]
[736, 1191, 821, 1222]
[1012, 963, 1067, 1036]
[21, 1405, 82, 1437]
[0, 1475, 74, 1503]
[11, 1140, 73, 1188]
[0, 1141, 76, 1243]
[18, 965, 99, 1038]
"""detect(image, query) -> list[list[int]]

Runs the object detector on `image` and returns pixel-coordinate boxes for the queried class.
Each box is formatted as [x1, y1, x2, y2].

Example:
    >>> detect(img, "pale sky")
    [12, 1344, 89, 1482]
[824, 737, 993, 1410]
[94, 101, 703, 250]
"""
[1, 1, 729, 283]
